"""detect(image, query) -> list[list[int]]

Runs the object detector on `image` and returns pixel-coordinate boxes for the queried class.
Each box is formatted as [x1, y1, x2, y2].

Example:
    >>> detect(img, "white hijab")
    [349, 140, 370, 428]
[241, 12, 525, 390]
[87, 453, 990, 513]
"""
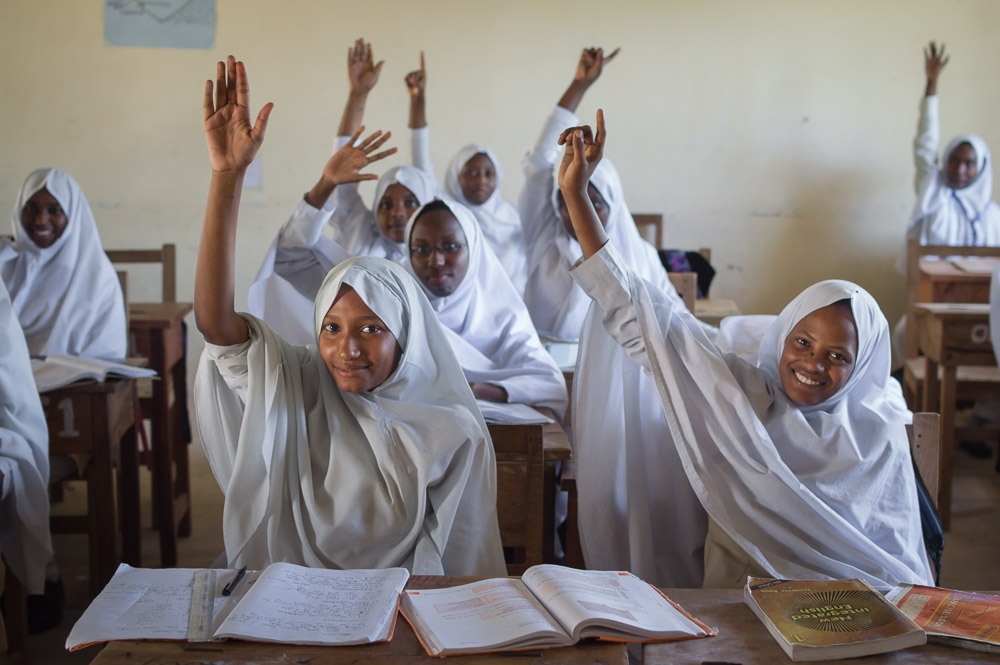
[1, 168, 126, 358]
[403, 200, 567, 418]
[196, 256, 506, 576]
[526, 157, 670, 339]
[629, 273, 932, 590]
[910, 133, 1000, 246]
[0, 277, 53, 595]
[443, 146, 527, 294]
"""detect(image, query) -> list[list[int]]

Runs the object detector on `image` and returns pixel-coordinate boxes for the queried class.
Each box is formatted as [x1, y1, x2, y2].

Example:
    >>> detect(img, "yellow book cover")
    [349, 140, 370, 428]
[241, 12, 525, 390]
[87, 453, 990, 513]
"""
[744, 577, 925, 661]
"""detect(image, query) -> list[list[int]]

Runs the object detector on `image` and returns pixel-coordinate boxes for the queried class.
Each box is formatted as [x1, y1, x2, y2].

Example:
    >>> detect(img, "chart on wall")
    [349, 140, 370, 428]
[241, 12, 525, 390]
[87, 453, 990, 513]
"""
[105, 0, 215, 49]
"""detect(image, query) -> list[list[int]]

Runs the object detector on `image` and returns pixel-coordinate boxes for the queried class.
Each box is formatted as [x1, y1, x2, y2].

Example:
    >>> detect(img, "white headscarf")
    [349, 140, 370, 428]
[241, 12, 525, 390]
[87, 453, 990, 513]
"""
[526, 157, 670, 339]
[625, 270, 932, 590]
[0, 168, 126, 358]
[910, 133, 1000, 246]
[402, 200, 567, 418]
[344, 166, 439, 261]
[0, 277, 53, 595]
[196, 256, 506, 576]
[443, 146, 527, 294]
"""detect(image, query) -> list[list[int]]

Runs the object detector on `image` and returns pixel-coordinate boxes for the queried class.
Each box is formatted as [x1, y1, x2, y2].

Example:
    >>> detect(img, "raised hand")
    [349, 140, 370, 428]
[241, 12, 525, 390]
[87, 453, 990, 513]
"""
[574, 47, 620, 87]
[924, 41, 948, 96]
[558, 109, 606, 195]
[323, 127, 397, 186]
[347, 38, 384, 95]
[203, 55, 273, 174]
[405, 51, 426, 97]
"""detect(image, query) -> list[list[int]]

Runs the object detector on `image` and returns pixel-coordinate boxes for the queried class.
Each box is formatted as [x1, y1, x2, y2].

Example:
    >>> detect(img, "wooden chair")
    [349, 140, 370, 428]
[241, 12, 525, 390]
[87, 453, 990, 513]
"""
[105, 244, 176, 303]
[908, 412, 941, 510]
[633, 213, 663, 249]
[491, 425, 545, 575]
[558, 459, 585, 570]
[667, 273, 697, 312]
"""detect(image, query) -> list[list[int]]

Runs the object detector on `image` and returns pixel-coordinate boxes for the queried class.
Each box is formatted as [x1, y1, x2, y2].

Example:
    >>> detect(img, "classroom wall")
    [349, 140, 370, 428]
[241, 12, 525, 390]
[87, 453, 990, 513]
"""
[3, 0, 999, 378]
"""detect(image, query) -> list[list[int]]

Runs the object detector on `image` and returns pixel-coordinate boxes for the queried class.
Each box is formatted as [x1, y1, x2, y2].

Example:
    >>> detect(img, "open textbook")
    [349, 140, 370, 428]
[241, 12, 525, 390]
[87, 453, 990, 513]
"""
[32, 354, 157, 392]
[399, 564, 713, 656]
[477, 400, 554, 425]
[66, 563, 409, 651]
[886, 584, 1000, 654]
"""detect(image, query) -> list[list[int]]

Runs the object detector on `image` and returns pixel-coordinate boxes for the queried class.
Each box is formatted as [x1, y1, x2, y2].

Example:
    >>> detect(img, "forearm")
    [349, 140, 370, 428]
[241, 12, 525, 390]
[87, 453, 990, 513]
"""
[557, 80, 590, 113]
[195, 171, 249, 345]
[337, 90, 368, 136]
[564, 187, 608, 259]
[925, 76, 937, 97]
[408, 92, 426, 129]
[304, 176, 337, 209]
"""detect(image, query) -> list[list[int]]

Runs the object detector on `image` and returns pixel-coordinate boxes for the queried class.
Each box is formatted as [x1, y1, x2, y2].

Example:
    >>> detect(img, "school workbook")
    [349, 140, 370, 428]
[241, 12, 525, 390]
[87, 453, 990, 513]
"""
[886, 584, 1000, 654]
[400, 564, 712, 656]
[32, 354, 156, 392]
[66, 563, 408, 650]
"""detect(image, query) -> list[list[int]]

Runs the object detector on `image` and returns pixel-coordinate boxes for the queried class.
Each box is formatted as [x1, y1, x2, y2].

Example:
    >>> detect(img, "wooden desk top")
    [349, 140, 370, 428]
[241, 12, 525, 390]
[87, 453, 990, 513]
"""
[542, 421, 571, 461]
[913, 302, 990, 317]
[919, 259, 996, 281]
[645, 588, 999, 664]
[89, 575, 626, 665]
[127, 302, 192, 328]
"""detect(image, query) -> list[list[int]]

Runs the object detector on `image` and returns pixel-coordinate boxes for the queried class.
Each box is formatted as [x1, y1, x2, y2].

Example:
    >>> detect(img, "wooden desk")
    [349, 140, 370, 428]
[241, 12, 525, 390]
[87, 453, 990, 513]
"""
[128, 302, 192, 568]
[42, 378, 140, 596]
[694, 298, 742, 327]
[89, 575, 627, 664]
[911, 303, 995, 529]
[918, 258, 995, 304]
[645, 588, 999, 664]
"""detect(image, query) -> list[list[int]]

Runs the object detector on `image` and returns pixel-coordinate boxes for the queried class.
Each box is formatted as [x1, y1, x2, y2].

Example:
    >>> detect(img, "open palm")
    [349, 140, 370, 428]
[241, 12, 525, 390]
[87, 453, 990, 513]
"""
[203, 56, 273, 173]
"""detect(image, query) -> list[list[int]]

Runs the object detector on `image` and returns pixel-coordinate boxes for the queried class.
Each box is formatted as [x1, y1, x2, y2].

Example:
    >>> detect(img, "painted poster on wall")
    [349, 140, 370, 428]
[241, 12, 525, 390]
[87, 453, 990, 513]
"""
[105, 0, 215, 49]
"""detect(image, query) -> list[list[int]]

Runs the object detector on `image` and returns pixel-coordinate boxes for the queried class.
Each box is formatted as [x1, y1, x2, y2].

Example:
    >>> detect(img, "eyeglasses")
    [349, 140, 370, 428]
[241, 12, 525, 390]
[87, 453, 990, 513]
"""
[409, 242, 466, 258]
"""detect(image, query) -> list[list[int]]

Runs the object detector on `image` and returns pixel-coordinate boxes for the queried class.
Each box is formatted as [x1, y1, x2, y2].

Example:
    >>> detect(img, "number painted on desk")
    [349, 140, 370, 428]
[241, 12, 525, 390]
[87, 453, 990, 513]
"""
[971, 323, 990, 345]
[57, 397, 80, 437]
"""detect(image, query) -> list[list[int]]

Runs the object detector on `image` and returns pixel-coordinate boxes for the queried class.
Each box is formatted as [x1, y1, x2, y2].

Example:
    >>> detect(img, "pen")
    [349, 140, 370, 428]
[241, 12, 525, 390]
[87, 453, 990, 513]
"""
[222, 566, 247, 596]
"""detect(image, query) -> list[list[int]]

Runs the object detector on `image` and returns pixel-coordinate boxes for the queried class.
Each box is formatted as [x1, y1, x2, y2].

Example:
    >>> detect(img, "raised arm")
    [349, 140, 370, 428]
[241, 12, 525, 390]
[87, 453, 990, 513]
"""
[914, 41, 946, 200]
[557, 47, 619, 112]
[923, 40, 948, 97]
[195, 56, 273, 346]
[303, 126, 398, 209]
[337, 39, 383, 137]
[557, 110, 608, 259]
[406, 51, 426, 129]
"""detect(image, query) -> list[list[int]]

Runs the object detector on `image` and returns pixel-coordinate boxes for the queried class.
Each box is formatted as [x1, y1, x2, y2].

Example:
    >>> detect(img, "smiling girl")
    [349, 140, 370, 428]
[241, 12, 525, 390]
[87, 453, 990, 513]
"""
[1, 168, 126, 358]
[561, 111, 933, 590]
[194, 56, 505, 575]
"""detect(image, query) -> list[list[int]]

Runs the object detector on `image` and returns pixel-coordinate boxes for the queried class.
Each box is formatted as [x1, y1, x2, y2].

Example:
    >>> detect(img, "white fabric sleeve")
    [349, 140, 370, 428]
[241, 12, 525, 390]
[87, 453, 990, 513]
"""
[410, 126, 436, 178]
[0, 456, 13, 501]
[518, 106, 579, 248]
[278, 199, 335, 249]
[913, 96, 941, 208]
[203, 329, 254, 403]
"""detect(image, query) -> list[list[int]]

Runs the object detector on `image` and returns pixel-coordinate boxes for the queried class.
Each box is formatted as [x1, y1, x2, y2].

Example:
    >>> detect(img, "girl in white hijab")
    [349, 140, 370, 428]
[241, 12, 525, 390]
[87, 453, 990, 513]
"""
[404, 53, 528, 294]
[908, 42, 1000, 247]
[562, 111, 933, 591]
[402, 199, 568, 418]
[519, 48, 670, 340]
[1, 168, 126, 359]
[197, 56, 506, 575]
[0, 276, 53, 597]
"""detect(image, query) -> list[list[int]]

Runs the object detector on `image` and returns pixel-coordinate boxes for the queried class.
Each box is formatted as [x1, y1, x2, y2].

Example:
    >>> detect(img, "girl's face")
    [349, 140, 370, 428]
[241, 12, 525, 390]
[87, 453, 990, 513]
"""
[408, 208, 469, 297]
[946, 142, 977, 190]
[458, 153, 496, 206]
[318, 285, 402, 393]
[21, 187, 68, 249]
[376, 183, 420, 243]
[779, 303, 858, 407]
[557, 183, 609, 239]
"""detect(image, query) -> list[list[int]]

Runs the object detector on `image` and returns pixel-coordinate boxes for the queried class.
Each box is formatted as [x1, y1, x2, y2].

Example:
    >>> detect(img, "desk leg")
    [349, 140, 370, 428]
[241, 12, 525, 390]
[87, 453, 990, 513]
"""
[543, 462, 556, 564]
[939, 366, 956, 531]
[89, 400, 117, 597]
[172, 357, 191, 538]
[922, 358, 940, 413]
[150, 328, 178, 567]
[119, 406, 141, 567]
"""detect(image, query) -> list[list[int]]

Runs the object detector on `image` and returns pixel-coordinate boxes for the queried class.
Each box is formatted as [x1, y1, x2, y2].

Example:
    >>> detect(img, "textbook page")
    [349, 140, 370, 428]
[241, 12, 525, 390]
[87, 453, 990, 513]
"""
[214, 563, 409, 645]
[33, 354, 156, 392]
[477, 401, 554, 425]
[401, 578, 572, 654]
[521, 565, 708, 640]
[66, 565, 249, 650]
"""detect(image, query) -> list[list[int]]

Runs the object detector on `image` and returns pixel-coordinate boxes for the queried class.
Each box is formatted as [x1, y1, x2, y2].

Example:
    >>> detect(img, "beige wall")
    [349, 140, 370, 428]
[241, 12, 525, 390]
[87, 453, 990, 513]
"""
[2, 0, 999, 372]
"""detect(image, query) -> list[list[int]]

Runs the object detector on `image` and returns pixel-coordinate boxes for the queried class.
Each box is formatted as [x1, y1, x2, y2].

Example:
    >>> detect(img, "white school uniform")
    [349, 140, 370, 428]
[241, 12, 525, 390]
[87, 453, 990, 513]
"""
[248, 161, 437, 346]
[573, 243, 934, 591]
[402, 200, 568, 420]
[197, 256, 507, 576]
[0, 277, 53, 595]
[907, 96, 1000, 247]
[518, 106, 671, 340]
[0, 168, 126, 358]
[411, 128, 528, 295]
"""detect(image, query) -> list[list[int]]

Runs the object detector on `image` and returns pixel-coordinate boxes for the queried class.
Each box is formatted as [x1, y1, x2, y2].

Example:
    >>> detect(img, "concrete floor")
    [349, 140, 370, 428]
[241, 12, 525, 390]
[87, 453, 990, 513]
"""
[13, 428, 1000, 664]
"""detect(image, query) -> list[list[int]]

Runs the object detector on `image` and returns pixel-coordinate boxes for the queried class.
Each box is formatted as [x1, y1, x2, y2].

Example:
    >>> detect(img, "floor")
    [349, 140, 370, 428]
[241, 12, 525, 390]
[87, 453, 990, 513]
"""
[10, 424, 1000, 664]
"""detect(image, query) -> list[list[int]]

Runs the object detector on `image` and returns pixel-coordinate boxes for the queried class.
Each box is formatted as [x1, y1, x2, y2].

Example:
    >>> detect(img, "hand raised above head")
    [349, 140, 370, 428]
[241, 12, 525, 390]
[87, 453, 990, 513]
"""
[558, 110, 606, 195]
[405, 51, 426, 97]
[924, 41, 949, 82]
[574, 47, 620, 87]
[348, 38, 384, 94]
[322, 126, 398, 186]
[202, 55, 273, 174]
